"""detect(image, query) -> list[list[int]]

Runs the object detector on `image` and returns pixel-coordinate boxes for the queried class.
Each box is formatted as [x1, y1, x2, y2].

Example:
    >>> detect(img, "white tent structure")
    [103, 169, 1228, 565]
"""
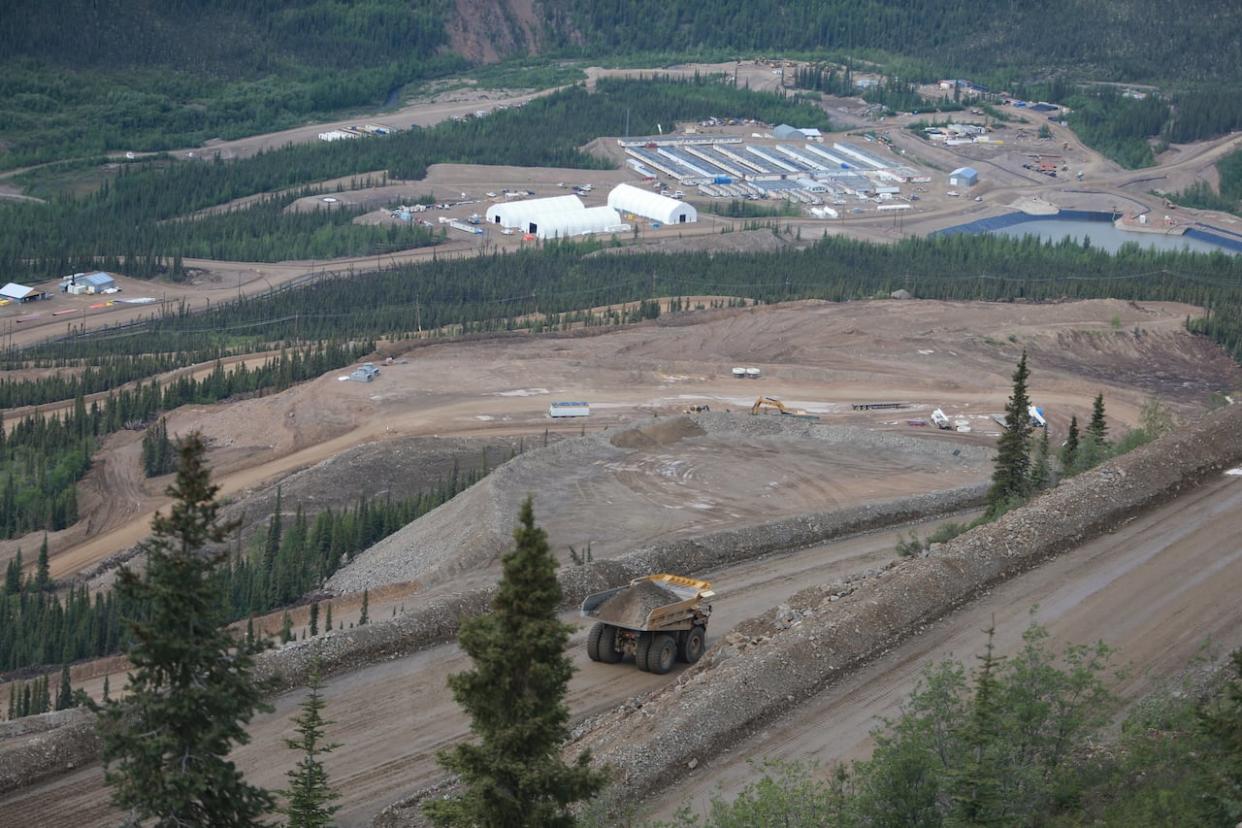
[485, 195, 584, 234]
[607, 183, 697, 225]
[485, 195, 630, 238]
[537, 205, 628, 239]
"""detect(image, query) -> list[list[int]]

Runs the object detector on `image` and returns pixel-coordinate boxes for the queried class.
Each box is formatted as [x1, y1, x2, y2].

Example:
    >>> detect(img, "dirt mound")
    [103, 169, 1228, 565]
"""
[327, 416, 990, 596]
[593, 580, 679, 627]
[609, 416, 705, 449]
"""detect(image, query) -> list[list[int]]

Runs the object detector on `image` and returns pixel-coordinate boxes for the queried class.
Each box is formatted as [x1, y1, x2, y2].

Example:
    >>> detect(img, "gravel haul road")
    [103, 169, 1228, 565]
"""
[0, 513, 958, 827]
[644, 471, 1242, 819]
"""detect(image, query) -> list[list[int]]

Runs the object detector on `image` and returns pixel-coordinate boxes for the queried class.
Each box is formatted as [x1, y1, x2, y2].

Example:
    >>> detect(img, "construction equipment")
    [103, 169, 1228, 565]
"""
[750, 396, 818, 420]
[683, 404, 711, 413]
[930, 408, 953, 430]
[582, 575, 714, 673]
[751, 395, 789, 415]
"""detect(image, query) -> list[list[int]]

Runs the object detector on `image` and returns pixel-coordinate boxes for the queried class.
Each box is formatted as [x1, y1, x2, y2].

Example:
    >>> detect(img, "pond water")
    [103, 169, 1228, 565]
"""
[986, 218, 1237, 255]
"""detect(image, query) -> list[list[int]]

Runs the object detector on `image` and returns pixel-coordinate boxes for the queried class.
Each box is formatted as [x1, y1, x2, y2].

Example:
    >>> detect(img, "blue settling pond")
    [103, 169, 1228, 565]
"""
[935, 210, 1242, 255]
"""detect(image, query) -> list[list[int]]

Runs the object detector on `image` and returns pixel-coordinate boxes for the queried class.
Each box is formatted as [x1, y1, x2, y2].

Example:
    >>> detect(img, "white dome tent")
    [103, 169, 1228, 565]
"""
[483, 195, 629, 239]
[607, 183, 697, 225]
[485, 195, 585, 235]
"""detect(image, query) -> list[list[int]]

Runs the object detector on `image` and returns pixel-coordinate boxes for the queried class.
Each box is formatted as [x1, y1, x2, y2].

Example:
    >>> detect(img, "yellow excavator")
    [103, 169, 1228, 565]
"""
[750, 396, 818, 420]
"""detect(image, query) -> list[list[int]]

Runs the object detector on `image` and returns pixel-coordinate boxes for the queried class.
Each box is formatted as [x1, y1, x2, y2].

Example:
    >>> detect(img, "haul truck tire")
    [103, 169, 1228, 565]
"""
[679, 625, 706, 664]
[646, 633, 678, 675]
[634, 632, 654, 672]
[588, 623, 621, 664]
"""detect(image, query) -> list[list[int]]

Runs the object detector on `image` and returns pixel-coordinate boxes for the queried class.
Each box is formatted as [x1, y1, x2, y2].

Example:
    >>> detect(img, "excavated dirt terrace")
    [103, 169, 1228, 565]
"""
[325, 413, 992, 594]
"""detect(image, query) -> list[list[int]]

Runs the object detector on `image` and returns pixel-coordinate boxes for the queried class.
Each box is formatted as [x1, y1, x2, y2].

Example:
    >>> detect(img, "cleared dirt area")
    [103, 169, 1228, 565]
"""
[34, 298, 1241, 583]
[0, 508, 973, 827]
[326, 414, 991, 594]
[645, 471, 1242, 819]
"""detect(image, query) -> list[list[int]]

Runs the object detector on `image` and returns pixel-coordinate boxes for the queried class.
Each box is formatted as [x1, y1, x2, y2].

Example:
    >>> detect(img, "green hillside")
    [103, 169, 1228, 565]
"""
[0, 0, 458, 167]
[3, 1, 1242, 169]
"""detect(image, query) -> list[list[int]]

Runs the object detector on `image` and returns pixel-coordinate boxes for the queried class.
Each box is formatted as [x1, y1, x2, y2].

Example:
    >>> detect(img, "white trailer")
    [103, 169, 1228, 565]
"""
[549, 401, 590, 418]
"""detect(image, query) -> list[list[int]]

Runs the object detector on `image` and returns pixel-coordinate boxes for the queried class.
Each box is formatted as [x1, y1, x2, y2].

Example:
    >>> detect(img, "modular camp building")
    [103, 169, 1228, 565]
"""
[607, 183, 697, 225]
[949, 167, 979, 187]
[0, 283, 47, 303]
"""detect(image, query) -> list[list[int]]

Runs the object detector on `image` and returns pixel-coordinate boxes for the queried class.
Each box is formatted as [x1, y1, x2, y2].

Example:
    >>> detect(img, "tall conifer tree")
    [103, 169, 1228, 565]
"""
[427, 498, 605, 826]
[988, 352, 1033, 514]
[95, 434, 272, 825]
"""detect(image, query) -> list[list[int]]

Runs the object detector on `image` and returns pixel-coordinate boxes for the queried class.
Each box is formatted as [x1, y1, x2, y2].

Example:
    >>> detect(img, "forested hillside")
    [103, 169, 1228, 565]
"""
[0, 79, 828, 277]
[543, 0, 1242, 85]
[0, 0, 459, 167]
[5, 0, 1242, 169]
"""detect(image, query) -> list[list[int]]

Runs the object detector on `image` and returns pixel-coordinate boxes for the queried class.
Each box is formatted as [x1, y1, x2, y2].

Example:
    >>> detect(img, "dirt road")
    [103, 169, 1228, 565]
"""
[645, 471, 1242, 819]
[0, 511, 971, 826]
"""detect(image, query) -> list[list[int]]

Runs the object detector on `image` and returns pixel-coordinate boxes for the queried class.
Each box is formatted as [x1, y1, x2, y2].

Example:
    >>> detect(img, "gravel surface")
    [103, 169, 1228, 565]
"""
[564, 404, 1242, 815]
[327, 413, 990, 595]
[592, 581, 679, 627]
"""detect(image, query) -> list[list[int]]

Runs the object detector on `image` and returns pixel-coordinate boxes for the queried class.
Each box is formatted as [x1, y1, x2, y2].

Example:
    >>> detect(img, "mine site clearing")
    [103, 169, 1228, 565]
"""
[13, 296, 1233, 591]
[3, 293, 1241, 825]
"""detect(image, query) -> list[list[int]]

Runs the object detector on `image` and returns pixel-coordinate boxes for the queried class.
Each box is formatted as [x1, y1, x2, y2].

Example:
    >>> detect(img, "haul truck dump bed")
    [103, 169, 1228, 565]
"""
[581, 574, 714, 674]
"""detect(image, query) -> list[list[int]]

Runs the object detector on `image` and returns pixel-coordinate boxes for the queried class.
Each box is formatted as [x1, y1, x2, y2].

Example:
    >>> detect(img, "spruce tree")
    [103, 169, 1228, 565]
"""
[34, 533, 51, 591]
[280, 657, 341, 828]
[987, 352, 1033, 515]
[309, 601, 320, 637]
[1087, 393, 1109, 445]
[4, 548, 20, 594]
[426, 497, 606, 827]
[358, 589, 369, 626]
[102, 675, 110, 703]
[1029, 427, 1051, 491]
[94, 434, 273, 825]
[55, 664, 73, 711]
[950, 626, 1006, 823]
[1061, 416, 1080, 469]
[324, 602, 332, 633]
[281, 610, 294, 644]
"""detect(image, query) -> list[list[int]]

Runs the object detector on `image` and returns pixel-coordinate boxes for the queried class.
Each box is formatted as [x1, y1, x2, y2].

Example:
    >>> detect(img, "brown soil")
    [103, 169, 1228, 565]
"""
[593, 580, 679, 627]
[609, 416, 705, 449]
[28, 298, 1240, 585]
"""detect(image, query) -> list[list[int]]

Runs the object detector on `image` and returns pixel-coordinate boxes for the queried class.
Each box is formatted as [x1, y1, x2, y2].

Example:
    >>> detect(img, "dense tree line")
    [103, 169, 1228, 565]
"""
[0, 341, 368, 539]
[1174, 149, 1242, 216]
[0, 460, 488, 675]
[1062, 86, 1242, 168]
[542, 1, 1242, 86]
[630, 633, 1242, 828]
[54, 233, 1242, 365]
[141, 418, 176, 478]
[0, 1, 458, 168]
[0, 79, 827, 279]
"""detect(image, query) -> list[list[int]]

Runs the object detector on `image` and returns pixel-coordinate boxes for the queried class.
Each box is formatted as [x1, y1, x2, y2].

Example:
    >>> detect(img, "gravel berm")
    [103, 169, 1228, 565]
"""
[0, 482, 986, 796]
[560, 404, 1242, 814]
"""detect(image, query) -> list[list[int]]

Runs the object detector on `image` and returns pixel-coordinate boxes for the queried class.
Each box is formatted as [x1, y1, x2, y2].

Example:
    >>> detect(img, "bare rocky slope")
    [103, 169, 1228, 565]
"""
[327, 413, 992, 595]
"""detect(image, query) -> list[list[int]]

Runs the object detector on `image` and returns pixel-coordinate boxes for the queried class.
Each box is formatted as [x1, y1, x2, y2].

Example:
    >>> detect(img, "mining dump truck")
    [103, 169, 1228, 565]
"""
[581, 574, 714, 674]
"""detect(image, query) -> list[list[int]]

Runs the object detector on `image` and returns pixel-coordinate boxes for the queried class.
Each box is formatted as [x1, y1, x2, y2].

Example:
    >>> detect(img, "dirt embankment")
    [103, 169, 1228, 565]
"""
[326, 413, 992, 596]
[553, 403, 1242, 816]
[0, 481, 986, 799]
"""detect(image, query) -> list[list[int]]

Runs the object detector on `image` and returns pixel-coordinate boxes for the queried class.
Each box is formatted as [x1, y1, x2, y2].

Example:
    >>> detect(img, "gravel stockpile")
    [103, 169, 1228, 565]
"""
[566, 404, 1242, 808]
[267, 482, 988, 693]
[328, 413, 989, 596]
[592, 581, 679, 627]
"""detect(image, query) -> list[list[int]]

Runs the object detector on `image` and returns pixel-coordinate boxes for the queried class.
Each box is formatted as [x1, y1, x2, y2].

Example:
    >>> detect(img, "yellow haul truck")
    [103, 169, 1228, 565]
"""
[581, 574, 714, 674]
